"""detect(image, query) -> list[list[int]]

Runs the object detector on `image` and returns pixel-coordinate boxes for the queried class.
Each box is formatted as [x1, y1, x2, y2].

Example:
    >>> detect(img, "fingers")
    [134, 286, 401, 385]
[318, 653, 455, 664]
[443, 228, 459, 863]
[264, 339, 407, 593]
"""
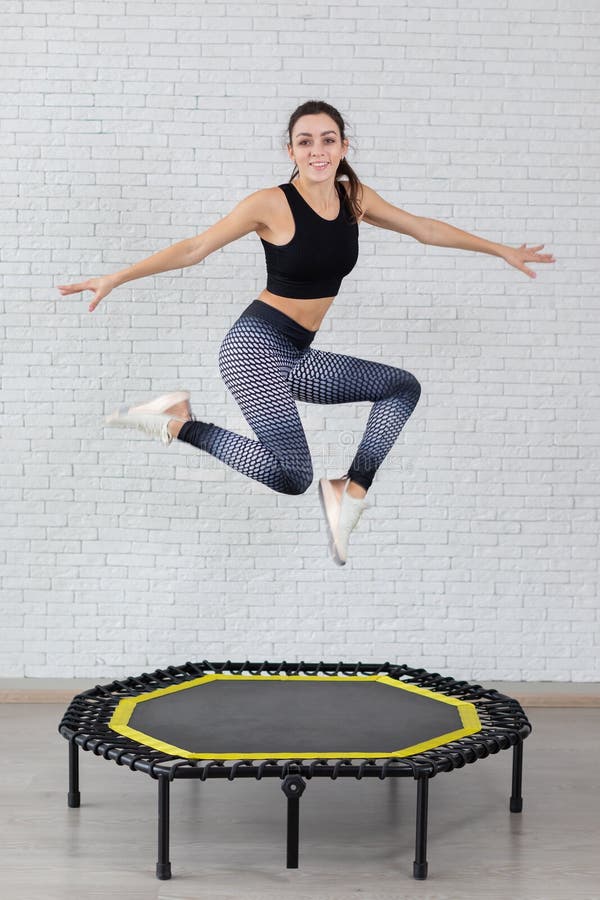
[522, 253, 556, 277]
[56, 282, 88, 295]
[57, 280, 99, 311]
[524, 269, 536, 279]
[530, 245, 556, 260]
[520, 243, 556, 277]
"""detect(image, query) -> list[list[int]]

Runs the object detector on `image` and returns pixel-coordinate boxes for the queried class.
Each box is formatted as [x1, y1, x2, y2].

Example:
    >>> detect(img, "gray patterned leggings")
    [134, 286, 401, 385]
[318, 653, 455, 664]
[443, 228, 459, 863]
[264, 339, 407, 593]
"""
[177, 301, 421, 494]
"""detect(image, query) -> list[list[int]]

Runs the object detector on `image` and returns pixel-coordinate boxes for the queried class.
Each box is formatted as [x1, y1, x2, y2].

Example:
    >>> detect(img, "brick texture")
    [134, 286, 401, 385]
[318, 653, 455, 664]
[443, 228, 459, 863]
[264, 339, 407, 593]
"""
[1, 0, 598, 680]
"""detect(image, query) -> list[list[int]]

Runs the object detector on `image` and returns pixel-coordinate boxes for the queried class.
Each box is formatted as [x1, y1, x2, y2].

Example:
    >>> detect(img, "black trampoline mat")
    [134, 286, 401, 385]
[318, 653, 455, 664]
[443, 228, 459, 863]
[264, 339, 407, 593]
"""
[111, 676, 480, 758]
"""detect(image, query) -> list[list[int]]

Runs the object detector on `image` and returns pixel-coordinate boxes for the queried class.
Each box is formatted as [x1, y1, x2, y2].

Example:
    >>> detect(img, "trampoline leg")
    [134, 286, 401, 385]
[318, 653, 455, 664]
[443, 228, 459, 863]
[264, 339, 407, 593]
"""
[156, 775, 172, 880]
[281, 775, 306, 869]
[68, 739, 80, 808]
[287, 795, 300, 868]
[510, 740, 524, 813]
[413, 775, 429, 880]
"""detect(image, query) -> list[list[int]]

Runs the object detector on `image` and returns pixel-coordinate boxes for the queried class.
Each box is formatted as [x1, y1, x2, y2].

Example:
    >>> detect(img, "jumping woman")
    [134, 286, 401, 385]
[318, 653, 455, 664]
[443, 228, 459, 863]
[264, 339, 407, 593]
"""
[57, 100, 555, 565]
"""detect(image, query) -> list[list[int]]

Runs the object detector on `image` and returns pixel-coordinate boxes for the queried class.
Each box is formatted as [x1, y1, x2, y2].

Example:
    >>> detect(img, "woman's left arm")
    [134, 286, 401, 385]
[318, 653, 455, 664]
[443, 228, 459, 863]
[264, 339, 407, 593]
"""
[426, 219, 555, 279]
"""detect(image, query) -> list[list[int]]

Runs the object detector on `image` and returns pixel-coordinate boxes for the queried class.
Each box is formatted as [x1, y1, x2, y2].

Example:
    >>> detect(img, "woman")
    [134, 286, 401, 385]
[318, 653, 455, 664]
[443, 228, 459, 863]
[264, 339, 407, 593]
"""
[57, 100, 555, 565]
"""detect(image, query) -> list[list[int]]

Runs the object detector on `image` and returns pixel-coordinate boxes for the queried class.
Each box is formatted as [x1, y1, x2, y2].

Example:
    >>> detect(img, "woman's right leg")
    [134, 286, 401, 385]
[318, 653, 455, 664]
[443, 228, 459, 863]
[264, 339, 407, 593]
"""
[176, 315, 313, 495]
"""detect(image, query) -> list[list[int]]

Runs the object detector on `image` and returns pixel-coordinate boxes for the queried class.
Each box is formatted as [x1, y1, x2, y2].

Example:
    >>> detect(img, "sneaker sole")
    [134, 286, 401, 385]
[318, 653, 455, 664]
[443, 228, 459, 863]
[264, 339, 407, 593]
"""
[318, 478, 346, 566]
[105, 391, 191, 426]
[135, 390, 190, 413]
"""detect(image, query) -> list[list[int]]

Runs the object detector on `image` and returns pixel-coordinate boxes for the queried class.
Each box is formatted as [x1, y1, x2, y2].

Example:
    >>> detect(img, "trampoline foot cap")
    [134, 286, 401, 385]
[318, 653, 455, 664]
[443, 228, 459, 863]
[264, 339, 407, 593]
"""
[156, 862, 172, 880]
[510, 797, 523, 813]
[68, 791, 80, 808]
[413, 861, 428, 880]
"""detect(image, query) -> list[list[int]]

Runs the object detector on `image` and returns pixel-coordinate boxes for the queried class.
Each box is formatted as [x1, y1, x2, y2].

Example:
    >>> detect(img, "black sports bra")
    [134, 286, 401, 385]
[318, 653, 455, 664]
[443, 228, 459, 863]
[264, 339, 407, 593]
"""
[259, 180, 359, 299]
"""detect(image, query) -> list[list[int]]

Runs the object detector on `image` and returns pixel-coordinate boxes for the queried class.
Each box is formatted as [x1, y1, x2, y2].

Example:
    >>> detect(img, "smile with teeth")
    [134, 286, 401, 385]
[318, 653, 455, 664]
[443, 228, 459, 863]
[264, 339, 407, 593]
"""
[311, 162, 329, 168]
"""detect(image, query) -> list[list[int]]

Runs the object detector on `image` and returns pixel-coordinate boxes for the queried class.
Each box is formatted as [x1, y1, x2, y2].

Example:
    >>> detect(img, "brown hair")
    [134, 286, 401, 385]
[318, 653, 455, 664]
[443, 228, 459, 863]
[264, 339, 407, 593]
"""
[284, 100, 363, 225]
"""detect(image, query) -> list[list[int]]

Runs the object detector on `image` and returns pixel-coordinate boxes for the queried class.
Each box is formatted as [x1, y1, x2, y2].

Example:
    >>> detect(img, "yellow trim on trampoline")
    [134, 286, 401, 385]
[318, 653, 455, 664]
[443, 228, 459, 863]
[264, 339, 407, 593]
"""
[109, 674, 482, 760]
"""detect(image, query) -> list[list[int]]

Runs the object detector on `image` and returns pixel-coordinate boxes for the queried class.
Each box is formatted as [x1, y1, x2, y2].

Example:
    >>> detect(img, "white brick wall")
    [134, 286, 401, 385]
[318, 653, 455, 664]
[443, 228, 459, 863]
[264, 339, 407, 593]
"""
[1, 0, 598, 681]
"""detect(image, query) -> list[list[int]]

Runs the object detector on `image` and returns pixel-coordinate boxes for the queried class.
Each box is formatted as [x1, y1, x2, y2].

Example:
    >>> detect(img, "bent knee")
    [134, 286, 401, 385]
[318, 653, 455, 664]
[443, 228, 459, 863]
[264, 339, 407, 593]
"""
[390, 366, 421, 401]
[402, 370, 421, 401]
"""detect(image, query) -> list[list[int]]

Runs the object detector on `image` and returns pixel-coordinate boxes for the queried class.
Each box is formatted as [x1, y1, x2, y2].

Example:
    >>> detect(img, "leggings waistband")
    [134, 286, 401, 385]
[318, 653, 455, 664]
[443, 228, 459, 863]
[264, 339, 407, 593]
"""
[240, 299, 317, 350]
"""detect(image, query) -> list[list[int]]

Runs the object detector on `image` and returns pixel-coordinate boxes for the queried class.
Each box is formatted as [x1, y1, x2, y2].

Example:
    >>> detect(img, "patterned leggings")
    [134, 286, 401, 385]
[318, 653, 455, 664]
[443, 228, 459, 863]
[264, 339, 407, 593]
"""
[177, 301, 421, 494]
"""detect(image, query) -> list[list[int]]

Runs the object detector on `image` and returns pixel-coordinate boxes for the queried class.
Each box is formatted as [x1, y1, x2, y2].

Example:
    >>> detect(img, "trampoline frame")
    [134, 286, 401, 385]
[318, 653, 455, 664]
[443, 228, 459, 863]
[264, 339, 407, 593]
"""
[58, 659, 532, 881]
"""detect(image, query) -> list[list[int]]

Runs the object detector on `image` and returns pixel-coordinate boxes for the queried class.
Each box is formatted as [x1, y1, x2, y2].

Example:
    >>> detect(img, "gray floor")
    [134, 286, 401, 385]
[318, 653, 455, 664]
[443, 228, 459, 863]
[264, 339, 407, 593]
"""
[2, 704, 598, 900]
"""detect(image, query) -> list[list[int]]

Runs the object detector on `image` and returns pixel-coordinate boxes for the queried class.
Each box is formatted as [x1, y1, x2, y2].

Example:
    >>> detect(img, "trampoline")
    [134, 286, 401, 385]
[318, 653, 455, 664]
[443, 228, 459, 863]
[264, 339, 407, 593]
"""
[58, 659, 532, 881]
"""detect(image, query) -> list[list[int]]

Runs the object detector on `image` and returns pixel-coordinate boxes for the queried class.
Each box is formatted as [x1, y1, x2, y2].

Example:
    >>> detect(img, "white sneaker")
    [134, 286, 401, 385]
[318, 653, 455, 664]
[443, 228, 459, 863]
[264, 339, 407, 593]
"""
[119, 390, 191, 415]
[105, 391, 191, 446]
[318, 476, 370, 566]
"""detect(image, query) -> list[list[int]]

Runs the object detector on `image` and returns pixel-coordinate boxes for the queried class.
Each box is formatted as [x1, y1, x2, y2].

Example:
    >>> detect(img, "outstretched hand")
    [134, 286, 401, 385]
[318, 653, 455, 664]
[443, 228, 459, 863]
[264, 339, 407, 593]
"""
[502, 243, 555, 279]
[56, 275, 116, 312]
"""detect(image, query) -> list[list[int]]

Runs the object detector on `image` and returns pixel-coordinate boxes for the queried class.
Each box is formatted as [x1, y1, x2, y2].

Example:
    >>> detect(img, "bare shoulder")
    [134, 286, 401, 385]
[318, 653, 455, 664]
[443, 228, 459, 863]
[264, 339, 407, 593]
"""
[353, 181, 429, 242]
[189, 188, 275, 259]
[351, 181, 379, 216]
[240, 186, 276, 225]
[223, 186, 278, 228]
[260, 184, 287, 211]
[252, 185, 295, 226]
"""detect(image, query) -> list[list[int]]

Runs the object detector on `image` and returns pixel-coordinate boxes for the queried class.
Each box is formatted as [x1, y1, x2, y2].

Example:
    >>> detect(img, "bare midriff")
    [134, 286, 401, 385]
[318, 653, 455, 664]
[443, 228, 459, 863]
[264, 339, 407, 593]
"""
[255, 289, 335, 332]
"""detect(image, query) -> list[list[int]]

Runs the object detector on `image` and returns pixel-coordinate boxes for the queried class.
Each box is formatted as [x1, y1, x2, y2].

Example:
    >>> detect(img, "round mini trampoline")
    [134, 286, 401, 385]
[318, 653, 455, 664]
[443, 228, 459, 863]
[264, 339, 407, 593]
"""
[58, 659, 532, 881]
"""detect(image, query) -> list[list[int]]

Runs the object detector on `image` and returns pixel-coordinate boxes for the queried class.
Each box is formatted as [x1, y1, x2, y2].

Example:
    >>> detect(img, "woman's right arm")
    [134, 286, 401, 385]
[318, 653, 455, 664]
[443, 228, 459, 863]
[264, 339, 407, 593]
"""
[56, 189, 269, 312]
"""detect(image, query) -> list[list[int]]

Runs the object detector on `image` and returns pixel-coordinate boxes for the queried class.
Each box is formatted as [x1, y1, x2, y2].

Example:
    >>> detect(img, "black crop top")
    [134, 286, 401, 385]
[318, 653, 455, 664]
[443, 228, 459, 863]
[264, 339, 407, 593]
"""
[259, 180, 359, 299]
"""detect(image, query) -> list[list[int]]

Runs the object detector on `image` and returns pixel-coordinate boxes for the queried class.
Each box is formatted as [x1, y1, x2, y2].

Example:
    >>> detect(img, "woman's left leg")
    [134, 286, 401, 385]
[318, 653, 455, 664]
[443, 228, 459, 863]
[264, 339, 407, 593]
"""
[288, 347, 421, 493]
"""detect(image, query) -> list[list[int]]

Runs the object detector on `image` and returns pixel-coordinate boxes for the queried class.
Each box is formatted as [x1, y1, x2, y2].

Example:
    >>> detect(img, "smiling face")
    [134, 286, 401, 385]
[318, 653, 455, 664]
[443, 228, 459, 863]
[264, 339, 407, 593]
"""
[287, 113, 349, 182]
